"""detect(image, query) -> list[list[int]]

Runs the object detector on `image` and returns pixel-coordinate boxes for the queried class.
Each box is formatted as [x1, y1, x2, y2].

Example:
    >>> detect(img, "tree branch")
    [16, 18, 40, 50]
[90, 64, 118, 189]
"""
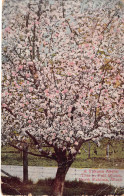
[2, 106, 16, 118]
[25, 131, 57, 160]
[9, 143, 57, 160]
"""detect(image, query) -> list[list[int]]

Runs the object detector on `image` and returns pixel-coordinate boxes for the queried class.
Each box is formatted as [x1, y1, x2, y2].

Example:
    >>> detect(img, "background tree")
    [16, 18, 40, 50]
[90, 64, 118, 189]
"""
[2, 0, 124, 195]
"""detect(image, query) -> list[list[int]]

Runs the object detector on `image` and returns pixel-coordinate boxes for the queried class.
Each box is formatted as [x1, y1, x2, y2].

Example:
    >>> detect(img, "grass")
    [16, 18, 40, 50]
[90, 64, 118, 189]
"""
[1, 176, 124, 195]
[1, 138, 124, 169]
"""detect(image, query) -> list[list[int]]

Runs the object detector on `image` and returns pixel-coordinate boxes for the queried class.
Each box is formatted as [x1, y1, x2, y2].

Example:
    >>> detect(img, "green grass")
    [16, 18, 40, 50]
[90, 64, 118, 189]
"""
[2, 176, 124, 195]
[1, 138, 124, 169]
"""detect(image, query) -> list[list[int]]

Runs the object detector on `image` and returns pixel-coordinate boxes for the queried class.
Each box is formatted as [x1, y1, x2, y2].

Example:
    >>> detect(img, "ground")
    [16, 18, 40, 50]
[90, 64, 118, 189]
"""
[1, 176, 124, 195]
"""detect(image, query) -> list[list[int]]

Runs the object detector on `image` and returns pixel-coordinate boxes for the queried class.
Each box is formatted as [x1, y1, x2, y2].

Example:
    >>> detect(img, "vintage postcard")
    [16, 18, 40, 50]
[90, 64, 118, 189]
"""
[1, 0, 124, 195]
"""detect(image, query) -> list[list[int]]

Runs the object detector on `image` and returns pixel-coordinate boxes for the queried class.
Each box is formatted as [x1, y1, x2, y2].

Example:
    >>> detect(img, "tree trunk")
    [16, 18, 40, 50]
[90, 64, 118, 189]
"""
[52, 164, 69, 196]
[106, 144, 109, 158]
[23, 145, 28, 183]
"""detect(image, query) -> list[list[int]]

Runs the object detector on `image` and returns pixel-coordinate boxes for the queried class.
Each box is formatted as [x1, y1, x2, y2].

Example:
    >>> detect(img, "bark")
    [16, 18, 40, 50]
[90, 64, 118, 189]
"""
[52, 163, 69, 196]
[106, 144, 110, 158]
[52, 147, 74, 196]
[23, 145, 28, 183]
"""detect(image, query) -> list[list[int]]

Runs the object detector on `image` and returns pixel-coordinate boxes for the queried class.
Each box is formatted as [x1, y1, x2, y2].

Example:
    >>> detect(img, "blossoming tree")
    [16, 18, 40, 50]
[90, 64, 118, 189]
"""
[2, 0, 124, 195]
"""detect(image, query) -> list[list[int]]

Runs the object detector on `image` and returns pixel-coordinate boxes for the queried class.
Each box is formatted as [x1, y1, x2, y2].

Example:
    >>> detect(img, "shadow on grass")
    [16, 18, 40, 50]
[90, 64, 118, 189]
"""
[1, 176, 124, 195]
